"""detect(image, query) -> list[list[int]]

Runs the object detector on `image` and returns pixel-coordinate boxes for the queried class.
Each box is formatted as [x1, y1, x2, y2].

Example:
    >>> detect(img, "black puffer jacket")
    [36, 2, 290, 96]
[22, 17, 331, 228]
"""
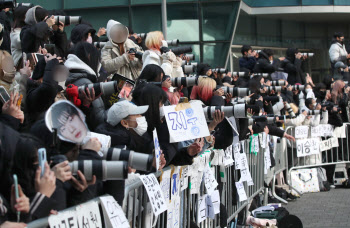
[281, 48, 305, 85]
[253, 51, 276, 74]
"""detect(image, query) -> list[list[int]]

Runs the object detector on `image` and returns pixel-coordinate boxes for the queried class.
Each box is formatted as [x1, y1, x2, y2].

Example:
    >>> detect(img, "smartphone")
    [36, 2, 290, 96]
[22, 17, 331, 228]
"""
[38, 148, 47, 177]
[0, 86, 10, 104]
[13, 174, 20, 222]
[118, 81, 134, 99]
[33, 53, 45, 65]
[22, 52, 27, 68]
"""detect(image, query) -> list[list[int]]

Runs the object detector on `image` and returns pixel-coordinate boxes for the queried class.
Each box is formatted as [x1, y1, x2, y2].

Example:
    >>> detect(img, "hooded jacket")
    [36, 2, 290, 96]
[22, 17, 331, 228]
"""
[253, 51, 276, 74]
[20, 6, 68, 56]
[281, 49, 305, 85]
[70, 24, 96, 45]
[64, 54, 106, 129]
[101, 20, 143, 80]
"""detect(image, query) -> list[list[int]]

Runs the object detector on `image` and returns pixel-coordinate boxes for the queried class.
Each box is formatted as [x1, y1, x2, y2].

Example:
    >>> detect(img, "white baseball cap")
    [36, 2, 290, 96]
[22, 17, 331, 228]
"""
[107, 100, 149, 126]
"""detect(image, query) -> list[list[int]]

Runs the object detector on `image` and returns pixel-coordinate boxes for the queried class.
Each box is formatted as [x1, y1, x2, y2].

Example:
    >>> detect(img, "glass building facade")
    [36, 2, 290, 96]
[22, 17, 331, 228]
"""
[17, 0, 241, 68]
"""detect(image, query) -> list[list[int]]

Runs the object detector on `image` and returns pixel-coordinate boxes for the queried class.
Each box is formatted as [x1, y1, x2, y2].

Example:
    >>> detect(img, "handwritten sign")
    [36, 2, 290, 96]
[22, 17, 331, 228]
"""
[180, 166, 189, 191]
[76, 201, 102, 228]
[264, 146, 271, 174]
[167, 196, 180, 228]
[320, 137, 339, 151]
[238, 153, 253, 185]
[153, 129, 161, 170]
[233, 143, 241, 170]
[207, 190, 220, 219]
[160, 170, 171, 207]
[296, 138, 320, 157]
[295, 126, 309, 139]
[163, 102, 210, 143]
[197, 194, 207, 223]
[140, 174, 167, 216]
[250, 134, 259, 153]
[223, 145, 234, 167]
[235, 182, 247, 202]
[100, 195, 129, 228]
[48, 209, 78, 228]
[204, 165, 218, 195]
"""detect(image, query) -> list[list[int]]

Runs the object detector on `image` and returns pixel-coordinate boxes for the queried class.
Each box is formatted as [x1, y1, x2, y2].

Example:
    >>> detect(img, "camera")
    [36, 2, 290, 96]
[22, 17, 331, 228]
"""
[103, 148, 153, 172]
[220, 87, 251, 97]
[284, 102, 296, 118]
[232, 97, 249, 104]
[203, 104, 247, 120]
[16, 3, 33, 7]
[0, 0, 15, 9]
[211, 68, 228, 74]
[248, 116, 275, 125]
[182, 64, 196, 75]
[167, 39, 179, 46]
[53, 16, 82, 26]
[272, 100, 284, 114]
[291, 85, 305, 91]
[301, 53, 314, 57]
[137, 33, 146, 39]
[254, 73, 269, 78]
[160, 46, 192, 56]
[94, 42, 106, 49]
[263, 96, 280, 103]
[231, 72, 249, 77]
[184, 54, 195, 61]
[128, 48, 143, 60]
[271, 80, 286, 86]
[69, 160, 128, 181]
[171, 76, 202, 88]
[78, 81, 119, 97]
[263, 86, 282, 93]
[306, 110, 320, 115]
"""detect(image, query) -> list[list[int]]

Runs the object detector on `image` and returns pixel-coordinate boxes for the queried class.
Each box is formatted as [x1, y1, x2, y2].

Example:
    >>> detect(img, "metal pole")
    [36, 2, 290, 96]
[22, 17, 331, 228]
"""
[161, 0, 167, 40]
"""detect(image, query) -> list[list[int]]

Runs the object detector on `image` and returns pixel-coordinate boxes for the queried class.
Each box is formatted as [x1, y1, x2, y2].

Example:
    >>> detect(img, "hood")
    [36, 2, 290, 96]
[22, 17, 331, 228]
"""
[64, 54, 96, 77]
[286, 48, 297, 62]
[25, 5, 42, 26]
[106, 19, 129, 44]
[70, 24, 96, 45]
[258, 50, 269, 61]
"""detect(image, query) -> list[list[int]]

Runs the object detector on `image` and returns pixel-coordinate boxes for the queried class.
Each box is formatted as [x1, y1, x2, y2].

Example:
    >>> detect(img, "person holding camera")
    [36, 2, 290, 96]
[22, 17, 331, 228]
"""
[239, 45, 257, 73]
[101, 20, 143, 81]
[281, 48, 306, 85]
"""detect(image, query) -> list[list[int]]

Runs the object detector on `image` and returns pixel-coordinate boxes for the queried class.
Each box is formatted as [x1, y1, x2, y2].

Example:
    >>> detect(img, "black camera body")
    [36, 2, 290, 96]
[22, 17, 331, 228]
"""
[128, 48, 143, 60]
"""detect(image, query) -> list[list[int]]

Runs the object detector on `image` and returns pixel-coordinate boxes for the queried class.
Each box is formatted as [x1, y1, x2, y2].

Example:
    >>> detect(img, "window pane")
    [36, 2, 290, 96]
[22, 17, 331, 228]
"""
[232, 12, 257, 46]
[131, 0, 160, 4]
[201, 2, 240, 41]
[203, 43, 230, 67]
[167, 4, 199, 42]
[131, 6, 162, 33]
[65, 8, 129, 38]
[256, 17, 281, 47]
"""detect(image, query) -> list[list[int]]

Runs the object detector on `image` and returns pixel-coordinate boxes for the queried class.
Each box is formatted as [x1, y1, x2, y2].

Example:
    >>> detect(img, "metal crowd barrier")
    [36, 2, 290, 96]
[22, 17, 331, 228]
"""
[284, 123, 350, 194]
[26, 138, 266, 228]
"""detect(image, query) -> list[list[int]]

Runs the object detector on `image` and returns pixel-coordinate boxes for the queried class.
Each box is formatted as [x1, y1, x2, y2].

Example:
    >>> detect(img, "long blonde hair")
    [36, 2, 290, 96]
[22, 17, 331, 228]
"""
[145, 31, 163, 51]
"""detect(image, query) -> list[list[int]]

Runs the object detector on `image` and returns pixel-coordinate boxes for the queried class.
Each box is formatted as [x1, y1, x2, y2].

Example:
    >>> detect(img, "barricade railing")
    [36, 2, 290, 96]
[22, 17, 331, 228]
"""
[26, 138, 266, 228]
[284, 123, 350, 193]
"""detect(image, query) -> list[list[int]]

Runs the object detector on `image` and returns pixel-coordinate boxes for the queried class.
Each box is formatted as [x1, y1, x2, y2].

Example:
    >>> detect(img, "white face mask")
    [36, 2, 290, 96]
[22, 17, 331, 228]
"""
[133, 116, 148, 136]
[159, 106, 165, 119]
[161, 40, 168, 48]
[305, 89, 312, 94]
[86, 36, 93, 44]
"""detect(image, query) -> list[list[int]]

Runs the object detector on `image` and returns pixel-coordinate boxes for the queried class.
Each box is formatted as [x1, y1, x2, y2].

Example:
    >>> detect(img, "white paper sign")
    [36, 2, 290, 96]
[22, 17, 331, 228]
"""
[100, 195, 129, 228]
[140, 174, 167, 216]
[330, 137, 339, 148]
[264, 146, 271, 174]
[167, 195, 180, 228]
[235, 182, 247, 202]
[295, 126, 309, 139]
[153, 129, 161, 170]
[261, 133, 267, 149]
[296, 138, 320, 157]
[164, 102, 210, 143]
[207, 190, 220, 219]
[160, 170, 171, 207]
[171, 167, 180, 199]
[251, 134, 259, 153]
[197, 194, 208, 223]
[48, 209, 78, 228]
[311, 126, 322, 138]
[76, 201, 102, 228]
[84, 132, 111, 157]
[180, 166, 189, 191]
[233, 143, 241, 170]
[204, 165, 218, 195]
[239, 153, 254, 185]
[223, 145, 234, 167]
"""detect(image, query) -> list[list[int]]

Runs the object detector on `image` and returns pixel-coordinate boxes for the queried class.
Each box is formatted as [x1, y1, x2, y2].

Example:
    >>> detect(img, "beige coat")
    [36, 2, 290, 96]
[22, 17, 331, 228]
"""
[101, 39, 143, 80]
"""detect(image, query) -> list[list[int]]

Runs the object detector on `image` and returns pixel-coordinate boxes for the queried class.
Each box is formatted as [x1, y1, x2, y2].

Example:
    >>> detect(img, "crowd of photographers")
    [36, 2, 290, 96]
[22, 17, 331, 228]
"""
[0, 3, 349, 227]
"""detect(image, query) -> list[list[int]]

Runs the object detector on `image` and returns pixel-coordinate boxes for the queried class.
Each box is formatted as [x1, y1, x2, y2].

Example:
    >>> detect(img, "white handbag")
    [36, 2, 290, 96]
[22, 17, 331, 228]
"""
[290, 168, 320, 195]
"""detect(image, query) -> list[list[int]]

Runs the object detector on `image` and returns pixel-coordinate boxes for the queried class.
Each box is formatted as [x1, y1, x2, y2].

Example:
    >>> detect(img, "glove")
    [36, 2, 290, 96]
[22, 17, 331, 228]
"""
[161, 51, 176, 63]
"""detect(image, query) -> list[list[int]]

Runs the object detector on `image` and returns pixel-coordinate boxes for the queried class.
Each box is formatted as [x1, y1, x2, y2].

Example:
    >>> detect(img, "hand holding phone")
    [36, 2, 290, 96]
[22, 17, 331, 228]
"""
[38, 148, 47, 177]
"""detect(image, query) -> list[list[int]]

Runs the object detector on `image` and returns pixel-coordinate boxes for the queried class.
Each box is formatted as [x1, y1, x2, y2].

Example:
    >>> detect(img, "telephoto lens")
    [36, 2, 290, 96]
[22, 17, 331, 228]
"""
[271, 80, 286, 86]
[69, 160, 128, 181]
[167, 39, 179, 46]
[203, 104, 247, 120]
[103, 148, 154, 172]
[264, 86, 282, 93]
[212, 68, 228, 74]
[232, 97, 250, 104]
[302, 53, 314, 57]
[291, 85, 305, 91]
[16, 3, 34, 7]
[54, 16, 82, 26]
[307, 110, 320, 115]
[182, 64, 196, 74]
[137, 33, 147, 39]
[248, 116, 275, 125]
[185, 54, 195, 61]
[232, 72, 249, 77]
[254, 73, 269, 78]
[272, 100, 284, 115]
[220, 87, 251, 97]
[78, 81, 118, 97]
[263, 96, 280, 103]
[161, 46, 192, 56]
[94, 42, 106, 49]
[171, 76, 202, 87]
[284, 103, 296, 118]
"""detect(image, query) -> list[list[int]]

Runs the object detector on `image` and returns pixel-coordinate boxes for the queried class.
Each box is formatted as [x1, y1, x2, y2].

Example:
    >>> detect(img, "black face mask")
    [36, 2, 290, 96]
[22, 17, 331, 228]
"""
[340, 40, 344, 45]
[319, 91, 326, 99]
